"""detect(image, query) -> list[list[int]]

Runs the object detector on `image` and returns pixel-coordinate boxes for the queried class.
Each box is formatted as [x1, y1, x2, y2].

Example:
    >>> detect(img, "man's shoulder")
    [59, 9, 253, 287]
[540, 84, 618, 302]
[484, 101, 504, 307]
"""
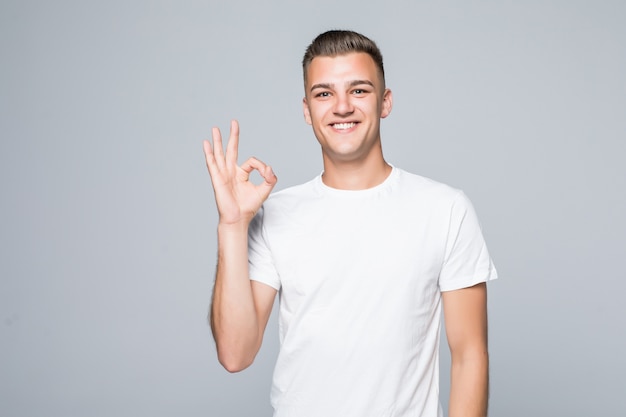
[270, 176, 320, 199]
[394, 167, 463, 202]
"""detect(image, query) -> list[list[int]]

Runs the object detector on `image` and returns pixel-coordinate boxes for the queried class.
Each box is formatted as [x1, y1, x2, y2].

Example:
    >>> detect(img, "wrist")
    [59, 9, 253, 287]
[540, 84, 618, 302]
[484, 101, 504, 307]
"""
[217, 219, 250, 234]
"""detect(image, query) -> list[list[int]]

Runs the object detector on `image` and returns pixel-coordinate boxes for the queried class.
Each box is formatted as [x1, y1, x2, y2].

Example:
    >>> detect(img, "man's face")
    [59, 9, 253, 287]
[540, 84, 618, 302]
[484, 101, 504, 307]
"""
[303, 52, 392, 165]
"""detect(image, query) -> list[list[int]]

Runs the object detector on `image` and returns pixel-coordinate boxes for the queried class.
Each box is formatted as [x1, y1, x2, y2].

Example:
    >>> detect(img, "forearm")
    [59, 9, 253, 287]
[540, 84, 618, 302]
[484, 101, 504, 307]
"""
[448, 351, 489, 417]
[210, 221, 260, 372]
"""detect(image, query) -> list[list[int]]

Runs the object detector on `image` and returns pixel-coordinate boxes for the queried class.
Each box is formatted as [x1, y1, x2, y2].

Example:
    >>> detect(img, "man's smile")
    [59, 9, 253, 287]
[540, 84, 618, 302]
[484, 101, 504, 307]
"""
[331, 122, 358, 130]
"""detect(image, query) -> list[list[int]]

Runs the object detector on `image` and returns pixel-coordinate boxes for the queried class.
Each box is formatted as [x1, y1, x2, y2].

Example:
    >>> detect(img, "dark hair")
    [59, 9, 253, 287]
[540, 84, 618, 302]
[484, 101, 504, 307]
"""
[302, 30, 385, 85]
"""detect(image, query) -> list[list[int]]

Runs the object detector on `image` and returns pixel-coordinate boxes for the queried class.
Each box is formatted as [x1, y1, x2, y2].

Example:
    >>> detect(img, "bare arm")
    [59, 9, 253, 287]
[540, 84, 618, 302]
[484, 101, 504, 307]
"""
[442, 282, 489, 417]
[203, 120, 278, 372]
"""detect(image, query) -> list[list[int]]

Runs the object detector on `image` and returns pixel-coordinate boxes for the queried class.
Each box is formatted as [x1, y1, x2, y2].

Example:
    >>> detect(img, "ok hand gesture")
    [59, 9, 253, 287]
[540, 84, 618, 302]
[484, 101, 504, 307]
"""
[203, 120, 277, 225]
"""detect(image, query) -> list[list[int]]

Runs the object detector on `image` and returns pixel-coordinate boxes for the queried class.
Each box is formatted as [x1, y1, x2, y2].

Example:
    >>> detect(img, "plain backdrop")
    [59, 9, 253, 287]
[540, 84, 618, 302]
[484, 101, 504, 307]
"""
[1, 1, 625, 416]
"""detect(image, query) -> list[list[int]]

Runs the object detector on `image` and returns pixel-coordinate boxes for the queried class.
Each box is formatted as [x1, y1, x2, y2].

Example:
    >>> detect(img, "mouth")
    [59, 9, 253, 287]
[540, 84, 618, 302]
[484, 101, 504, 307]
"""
[331, 122, 358, 130]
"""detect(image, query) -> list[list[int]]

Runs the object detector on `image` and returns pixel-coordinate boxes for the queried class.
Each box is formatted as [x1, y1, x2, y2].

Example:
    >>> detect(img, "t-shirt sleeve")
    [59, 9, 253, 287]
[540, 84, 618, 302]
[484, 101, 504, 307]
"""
[438, 191, 498, 292]
[248, 206, 281, 290]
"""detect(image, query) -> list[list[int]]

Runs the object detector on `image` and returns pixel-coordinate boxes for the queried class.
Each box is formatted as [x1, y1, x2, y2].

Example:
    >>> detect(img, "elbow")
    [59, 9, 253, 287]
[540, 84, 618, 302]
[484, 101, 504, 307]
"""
[210, 317, 262, 373]
[217, 349, 255, 373]
[220, 357, 253, 373]
[450, 347, 489, 370]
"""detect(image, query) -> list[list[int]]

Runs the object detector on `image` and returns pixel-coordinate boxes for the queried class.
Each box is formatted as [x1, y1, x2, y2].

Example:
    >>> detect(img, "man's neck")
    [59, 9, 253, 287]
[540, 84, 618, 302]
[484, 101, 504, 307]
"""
[321, 157, 392, 190]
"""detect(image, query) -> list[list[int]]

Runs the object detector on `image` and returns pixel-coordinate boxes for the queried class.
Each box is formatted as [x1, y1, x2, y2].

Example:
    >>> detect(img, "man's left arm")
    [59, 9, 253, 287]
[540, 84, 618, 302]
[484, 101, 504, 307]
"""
[442, 282, 489, 417]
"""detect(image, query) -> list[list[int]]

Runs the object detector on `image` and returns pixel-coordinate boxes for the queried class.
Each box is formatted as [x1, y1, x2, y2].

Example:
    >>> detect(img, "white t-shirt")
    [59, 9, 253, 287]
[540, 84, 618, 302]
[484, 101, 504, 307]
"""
[248, 167, 497, 417]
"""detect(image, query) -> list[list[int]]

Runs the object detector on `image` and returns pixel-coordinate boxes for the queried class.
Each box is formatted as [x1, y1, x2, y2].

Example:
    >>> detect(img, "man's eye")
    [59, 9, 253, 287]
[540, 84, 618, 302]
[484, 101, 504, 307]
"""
[352, 89, 366, 95]
[316, 92, 330, 98]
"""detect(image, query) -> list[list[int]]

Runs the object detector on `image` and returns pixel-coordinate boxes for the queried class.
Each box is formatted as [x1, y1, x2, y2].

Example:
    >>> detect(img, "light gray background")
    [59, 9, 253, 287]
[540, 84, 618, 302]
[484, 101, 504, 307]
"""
[1, 0, 624, 416]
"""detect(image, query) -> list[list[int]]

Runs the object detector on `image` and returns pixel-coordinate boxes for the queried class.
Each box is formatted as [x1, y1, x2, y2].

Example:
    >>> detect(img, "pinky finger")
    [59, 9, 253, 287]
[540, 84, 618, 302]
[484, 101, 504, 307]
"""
[203, 140, 218, 172]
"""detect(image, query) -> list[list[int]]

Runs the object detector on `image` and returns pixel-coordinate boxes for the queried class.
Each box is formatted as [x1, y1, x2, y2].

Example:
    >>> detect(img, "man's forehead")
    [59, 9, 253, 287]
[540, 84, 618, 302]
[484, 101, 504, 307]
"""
[306, 52, 381, 85]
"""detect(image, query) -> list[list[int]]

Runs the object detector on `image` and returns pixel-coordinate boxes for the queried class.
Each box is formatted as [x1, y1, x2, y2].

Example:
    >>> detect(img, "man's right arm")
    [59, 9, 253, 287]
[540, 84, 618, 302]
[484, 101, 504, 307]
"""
[210, 222, 277, 372]
[203, 120, 277, 372]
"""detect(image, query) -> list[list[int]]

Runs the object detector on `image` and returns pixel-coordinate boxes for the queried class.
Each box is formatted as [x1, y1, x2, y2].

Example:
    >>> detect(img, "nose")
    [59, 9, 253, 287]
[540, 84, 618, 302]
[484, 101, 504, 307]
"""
[332, 92, 354, 116]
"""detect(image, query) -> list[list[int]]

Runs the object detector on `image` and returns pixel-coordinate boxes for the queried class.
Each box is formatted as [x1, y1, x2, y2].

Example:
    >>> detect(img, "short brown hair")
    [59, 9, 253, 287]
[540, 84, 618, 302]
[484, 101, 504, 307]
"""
[302, 30, 385, 85]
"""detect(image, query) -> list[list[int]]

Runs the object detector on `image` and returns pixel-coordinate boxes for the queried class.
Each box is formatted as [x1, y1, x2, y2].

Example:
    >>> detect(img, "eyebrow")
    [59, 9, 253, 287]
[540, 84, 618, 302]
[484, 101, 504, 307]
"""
[309, 79, 375, 93]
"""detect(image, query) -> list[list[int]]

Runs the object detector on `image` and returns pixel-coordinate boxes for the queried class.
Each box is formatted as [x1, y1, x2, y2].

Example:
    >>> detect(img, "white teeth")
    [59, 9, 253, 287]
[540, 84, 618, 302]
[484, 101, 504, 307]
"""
[333, 122, 356, 130]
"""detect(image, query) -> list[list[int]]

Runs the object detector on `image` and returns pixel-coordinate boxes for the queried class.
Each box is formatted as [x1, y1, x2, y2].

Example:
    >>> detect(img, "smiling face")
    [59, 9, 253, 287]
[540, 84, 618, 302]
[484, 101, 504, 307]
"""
[303, 52, 392, 167]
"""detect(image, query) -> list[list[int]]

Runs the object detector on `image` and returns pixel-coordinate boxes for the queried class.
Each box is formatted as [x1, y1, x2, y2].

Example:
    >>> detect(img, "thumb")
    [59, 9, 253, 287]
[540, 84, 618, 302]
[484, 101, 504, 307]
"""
[257, 165, 277, 200]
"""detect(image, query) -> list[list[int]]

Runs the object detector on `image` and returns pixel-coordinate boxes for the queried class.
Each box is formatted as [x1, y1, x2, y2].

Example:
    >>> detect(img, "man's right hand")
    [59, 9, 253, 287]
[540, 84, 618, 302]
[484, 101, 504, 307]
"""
[203, 120, 277, 225]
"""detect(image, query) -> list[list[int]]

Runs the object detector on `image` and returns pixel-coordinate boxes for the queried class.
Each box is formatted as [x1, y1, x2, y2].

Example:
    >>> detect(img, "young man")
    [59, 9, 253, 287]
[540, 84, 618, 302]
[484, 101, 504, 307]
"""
[204, 30, 497, 417]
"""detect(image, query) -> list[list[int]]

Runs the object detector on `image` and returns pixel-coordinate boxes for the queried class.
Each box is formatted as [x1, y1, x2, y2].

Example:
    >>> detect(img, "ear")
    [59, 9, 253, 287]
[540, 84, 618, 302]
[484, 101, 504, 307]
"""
[302, 97, 312, 125]
[380, 88, 393, 119]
